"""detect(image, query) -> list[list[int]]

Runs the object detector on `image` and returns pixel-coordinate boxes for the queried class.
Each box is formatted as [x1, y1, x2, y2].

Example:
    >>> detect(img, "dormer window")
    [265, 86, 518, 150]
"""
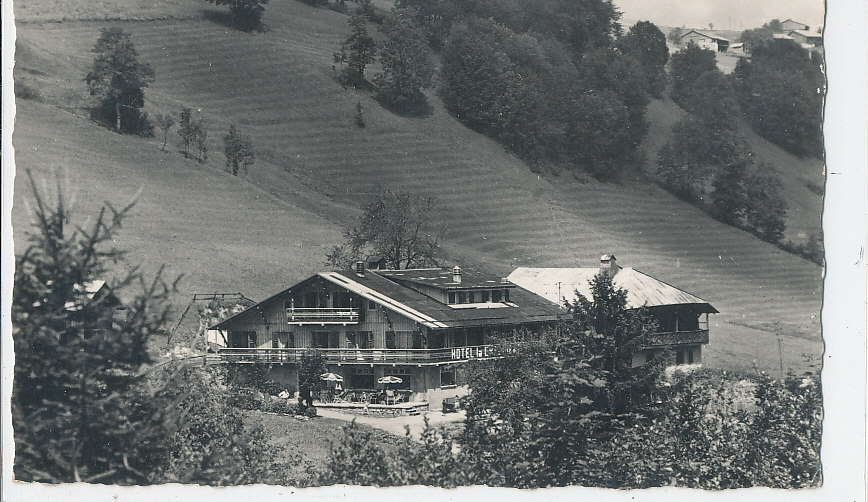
[448, 292, 456, 304]
[503, 289, 510, 303]
[481, 290, 489, 302]
[458, 291, 467, 304]
[491, 289, 502, 302]
[468, 291, 476, 303]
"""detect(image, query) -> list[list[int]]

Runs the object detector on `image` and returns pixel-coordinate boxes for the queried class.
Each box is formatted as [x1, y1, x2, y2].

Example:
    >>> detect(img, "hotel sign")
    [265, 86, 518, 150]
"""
[450, 344, 515, 361]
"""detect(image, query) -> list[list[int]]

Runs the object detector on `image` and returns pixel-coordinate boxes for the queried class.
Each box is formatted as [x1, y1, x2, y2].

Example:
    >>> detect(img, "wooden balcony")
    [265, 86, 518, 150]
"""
[286, 307, 359, 325]
[215, 344, 516, 365]
[640, 329, 709, 348]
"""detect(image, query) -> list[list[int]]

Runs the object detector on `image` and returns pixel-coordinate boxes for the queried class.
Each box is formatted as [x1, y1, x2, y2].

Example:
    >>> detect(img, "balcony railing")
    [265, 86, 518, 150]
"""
[286, 307, 359, 324]
[216, 344, 516, 365]
[640, 329, 709, 348]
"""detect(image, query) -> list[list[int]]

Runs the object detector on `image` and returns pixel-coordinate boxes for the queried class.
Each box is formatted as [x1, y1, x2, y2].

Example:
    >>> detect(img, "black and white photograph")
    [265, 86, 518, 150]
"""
[0, 0, 865, 500]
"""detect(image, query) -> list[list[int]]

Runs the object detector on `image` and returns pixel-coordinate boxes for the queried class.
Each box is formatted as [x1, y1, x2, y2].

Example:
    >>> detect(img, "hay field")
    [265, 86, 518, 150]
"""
[11, 0, 823, 372]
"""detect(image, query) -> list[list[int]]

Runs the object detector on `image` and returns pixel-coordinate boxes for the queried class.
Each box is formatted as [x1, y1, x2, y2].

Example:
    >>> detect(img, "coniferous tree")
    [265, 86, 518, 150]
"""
[12, 171, 174, 483]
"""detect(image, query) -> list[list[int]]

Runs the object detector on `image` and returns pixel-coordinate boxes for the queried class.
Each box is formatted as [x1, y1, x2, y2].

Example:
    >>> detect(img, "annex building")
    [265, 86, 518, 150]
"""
[508, 255, 718, 367]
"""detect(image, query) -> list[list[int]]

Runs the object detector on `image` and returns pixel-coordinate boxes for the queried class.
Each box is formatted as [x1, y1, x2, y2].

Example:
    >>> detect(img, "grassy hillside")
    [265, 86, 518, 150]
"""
[12, 0, 823, 373]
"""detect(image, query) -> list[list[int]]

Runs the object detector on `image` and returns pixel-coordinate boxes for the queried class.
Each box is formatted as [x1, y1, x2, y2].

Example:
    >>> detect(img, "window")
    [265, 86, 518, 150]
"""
[347, 331, 373, 349]
[458, 291, 467, 304]
[491, 289, 502, 302]
[468, 291, 475, 303]
[368, 300, 376, 310]
[333, 291, 352, 308]
[481, 290, 489, 302]
[272, 331, 293, 348]
[386, 331, 396, 349]
[230, 331, 256, 348]
[503, 289, 510, 302]
[350, 367, 374, 389]
[440, 367, 456, 387]
[448, 292, 456, 304]
[304, 292, 318, 308]
[385, 366, 411, 390]
[313, 331, 336, 348]
[318, 292, 329, 308]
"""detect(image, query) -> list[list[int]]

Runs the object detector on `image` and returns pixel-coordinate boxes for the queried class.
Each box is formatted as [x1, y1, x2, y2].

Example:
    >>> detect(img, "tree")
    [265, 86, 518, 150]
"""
[459, 274, 662, 487]
[677, 69, 740, 127]
[667, 26, 683, 44]
[178, 107, 208, 162]
[709, 157, 750, 224]
[298, 351, 327, 408]
[617, 21, 669, 97]
[205, 0, 269, 31]
[334, 12, 377, 88]
[744, 162, 788, 243]
[669, 42, 718, 107]
[326, 187, 440, 269]
[155, 112, 176, 151]
[12, 171, 175, 483]
[657, 115, 749, 200]
[223, 124, 255, 176]
[731, 39, 824, 156]
[373, 10, 434, 115]
[85, 27, 155, 135]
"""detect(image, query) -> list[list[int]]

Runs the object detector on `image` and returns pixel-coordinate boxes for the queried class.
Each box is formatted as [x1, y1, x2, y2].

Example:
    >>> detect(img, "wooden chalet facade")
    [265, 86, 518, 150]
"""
[209, 264, 561, 407]
[508, 255, 718, 367]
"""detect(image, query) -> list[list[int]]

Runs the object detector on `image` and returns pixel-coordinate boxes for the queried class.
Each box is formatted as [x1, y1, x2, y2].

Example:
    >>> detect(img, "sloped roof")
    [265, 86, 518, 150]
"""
[65, 280, 122, 311]
[210, 269, 562, 330]
[680, 29, 730, 42]
[507, 267, 718, 313]
[788, 30, 822, 39]
[376, 267, 514, 290]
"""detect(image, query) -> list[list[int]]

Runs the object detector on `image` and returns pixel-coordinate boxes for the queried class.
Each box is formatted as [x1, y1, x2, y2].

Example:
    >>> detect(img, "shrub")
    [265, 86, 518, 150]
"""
[304, 406, 318, 418]
[205, 0, 269, 31]
[15, 81, 41, 101]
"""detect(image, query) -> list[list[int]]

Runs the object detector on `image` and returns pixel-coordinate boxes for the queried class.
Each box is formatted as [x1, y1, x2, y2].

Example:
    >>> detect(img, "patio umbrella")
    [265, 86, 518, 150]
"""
[377, 375, 402, 385]
[320, 372, 344, 382]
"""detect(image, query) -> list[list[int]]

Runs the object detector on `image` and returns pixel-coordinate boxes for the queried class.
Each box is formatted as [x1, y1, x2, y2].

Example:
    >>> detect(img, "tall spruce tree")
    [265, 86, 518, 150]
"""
[12, 171, 174, 483]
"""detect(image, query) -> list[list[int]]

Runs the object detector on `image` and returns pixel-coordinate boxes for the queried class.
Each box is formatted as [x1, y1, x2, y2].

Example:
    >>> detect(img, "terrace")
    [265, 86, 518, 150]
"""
[215, 343, 517, 365]
[641, 329, 710, 348]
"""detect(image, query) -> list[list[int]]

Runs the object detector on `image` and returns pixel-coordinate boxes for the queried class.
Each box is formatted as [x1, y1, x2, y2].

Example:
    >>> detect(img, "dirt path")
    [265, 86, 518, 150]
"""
[316, 408, 467, 441]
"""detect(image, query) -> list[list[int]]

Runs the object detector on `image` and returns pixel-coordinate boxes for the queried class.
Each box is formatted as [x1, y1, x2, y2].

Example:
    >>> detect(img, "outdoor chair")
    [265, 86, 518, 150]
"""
[385, 389, 397, 405]
[442, 397, 458, 413]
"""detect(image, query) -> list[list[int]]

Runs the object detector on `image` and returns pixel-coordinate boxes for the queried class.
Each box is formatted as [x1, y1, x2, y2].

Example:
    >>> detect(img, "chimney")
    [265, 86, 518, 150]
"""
[600, 254, 619, 277]
[452, 266, 462, 283]
[355, 261, 365, 277]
